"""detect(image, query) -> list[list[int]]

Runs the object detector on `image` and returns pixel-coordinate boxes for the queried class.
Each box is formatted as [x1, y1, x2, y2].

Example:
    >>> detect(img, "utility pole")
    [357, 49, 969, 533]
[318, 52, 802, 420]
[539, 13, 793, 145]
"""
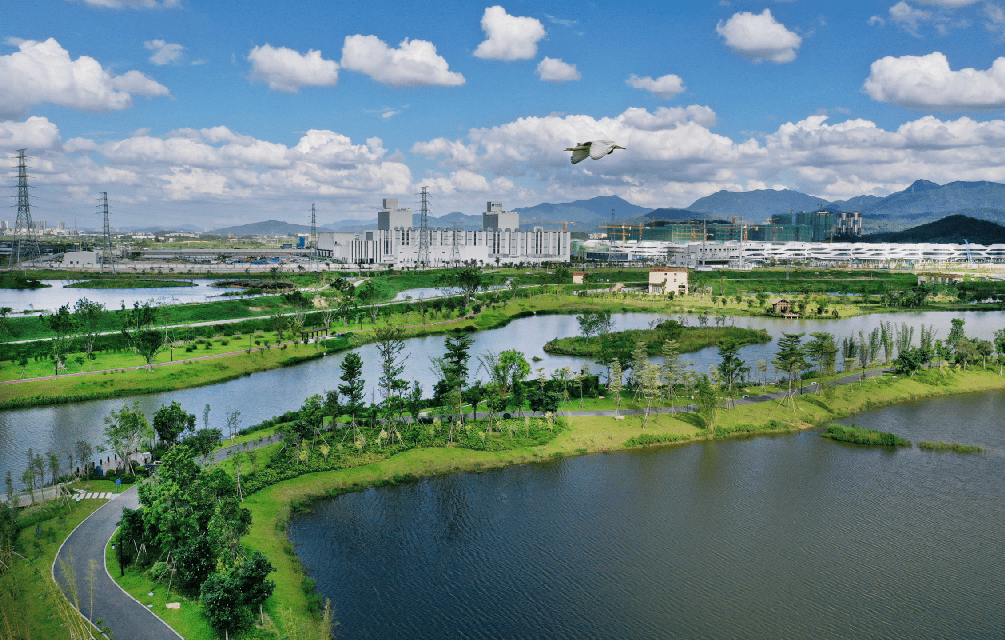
[97, 192, 115, 273]
[12, 149, 40, 269]
[417, 186, 430, 268]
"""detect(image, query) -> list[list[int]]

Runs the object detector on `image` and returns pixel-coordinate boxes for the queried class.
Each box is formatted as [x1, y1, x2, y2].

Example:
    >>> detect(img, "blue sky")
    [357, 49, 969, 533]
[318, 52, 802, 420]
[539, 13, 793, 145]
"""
[4, 0, 1005, 229]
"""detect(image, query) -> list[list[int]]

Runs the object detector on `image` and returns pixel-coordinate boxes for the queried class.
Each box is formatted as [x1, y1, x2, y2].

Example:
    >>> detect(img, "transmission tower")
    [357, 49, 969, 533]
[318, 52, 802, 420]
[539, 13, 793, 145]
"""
[449, 222, 461, 266]
[12, 149, 40, 268]
[310, 203, 317, 263]
[97, 192, 115, 273]
[417, 186, 430, 268]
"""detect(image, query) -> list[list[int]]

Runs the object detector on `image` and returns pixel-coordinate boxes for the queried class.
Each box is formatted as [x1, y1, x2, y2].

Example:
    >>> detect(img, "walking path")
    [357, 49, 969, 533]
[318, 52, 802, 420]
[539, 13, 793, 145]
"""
[48, 365, 892, 639]
[51, 438, 277, 640]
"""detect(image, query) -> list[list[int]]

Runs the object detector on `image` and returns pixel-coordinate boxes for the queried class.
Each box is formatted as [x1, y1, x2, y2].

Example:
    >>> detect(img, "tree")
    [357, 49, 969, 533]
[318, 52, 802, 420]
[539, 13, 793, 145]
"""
[184, 429, 223, 464]
[478, 350, 531, 430]
[576, 310, 612, 342]
[995, 327, 1005, 376]
[104, 402, 153, 475]
[225, 410, 242, 439]
[716, 340, 749, 405]
[431, 331, 474, 440]
[42, 304, 76, 375]
[806, 332, 838, 394]
[773, 333, 806, 409]
[127, 329, 164, 371]
[46, 450, 61, 487]
[200, 571, 252, 637]
[153, 401, 196, 445]
[608, 360, 624, 408]
[73, 298, 105, 366]
[438, 267, 483, 305]
[694, 374, 719, 434]
[0, 306, 13, 342]
[338, 352, 366, 433]
[375, 327, 408, 435]
[637, 361, 662, 428]
[75, 440, 93, 476]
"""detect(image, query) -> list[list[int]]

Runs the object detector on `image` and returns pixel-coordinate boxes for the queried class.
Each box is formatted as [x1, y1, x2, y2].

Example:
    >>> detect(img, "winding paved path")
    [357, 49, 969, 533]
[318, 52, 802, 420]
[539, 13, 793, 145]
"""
[52, 437, 281, 640]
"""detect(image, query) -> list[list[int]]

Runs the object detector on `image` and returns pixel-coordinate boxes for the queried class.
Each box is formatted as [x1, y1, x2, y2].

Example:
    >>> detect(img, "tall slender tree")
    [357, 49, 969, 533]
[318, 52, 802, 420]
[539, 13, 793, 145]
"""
[773, 333, 806, 409]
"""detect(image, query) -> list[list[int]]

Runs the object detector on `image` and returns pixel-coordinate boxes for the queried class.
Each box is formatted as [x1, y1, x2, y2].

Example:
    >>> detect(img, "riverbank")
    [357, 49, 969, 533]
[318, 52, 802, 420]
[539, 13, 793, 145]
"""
[64, 279, 197, 289]
[231, 365, 1005, 637]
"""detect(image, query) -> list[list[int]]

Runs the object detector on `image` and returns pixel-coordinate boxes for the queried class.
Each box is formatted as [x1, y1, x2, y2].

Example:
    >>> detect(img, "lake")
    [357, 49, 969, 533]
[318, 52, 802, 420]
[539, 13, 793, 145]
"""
[0, 279, 236, 314]
[289, 390, 1005, 639]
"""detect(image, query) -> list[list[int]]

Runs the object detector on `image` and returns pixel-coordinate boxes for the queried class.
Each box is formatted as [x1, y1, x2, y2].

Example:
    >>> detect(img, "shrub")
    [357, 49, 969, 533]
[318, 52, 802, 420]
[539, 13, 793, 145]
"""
[822, 424, 910, 447]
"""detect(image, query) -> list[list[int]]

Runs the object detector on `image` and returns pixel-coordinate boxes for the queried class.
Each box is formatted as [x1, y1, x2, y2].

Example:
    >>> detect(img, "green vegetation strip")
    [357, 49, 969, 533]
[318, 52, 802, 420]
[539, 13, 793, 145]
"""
[822, 424, 910, 447]
[65, 279, 197, 288]
[544, 322, 771, 356]
[919, 440, 984, 453]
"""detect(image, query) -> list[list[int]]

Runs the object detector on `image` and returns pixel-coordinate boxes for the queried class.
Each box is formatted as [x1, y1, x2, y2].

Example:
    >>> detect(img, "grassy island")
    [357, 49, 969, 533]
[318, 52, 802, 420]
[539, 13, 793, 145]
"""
[544, 319, 771, 357]
[65, 279, 196, 289]
[919, 440, 984, 453]
[822, 424, 911, 447]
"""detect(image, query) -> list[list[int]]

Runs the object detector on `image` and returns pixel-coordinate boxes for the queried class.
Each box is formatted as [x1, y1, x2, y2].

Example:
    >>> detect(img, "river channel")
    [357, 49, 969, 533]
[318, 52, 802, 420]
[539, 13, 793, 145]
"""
[0, 279, 235, 314]
[1, 309, 1002, 483]
[289, 391, 1005, 639]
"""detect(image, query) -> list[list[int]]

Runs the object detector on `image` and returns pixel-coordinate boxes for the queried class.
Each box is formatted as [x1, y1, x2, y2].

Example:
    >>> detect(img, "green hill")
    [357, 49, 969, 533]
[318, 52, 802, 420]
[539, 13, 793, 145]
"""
[860, 214, 1005, 244]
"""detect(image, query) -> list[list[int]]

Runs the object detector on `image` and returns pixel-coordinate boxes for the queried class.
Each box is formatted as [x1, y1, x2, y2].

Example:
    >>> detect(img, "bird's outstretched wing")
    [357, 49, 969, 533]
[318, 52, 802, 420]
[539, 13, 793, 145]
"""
[570, 147, 590, 164]
[590, 140, 615, 160]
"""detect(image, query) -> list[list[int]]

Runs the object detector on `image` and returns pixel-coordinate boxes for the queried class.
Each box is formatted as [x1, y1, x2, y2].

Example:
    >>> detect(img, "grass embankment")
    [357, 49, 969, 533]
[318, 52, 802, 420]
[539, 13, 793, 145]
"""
[65, 279, 197, 289]
[0, 489, 121, 640]
[544, 323, 771, 356]
[821, 424, 910, 446]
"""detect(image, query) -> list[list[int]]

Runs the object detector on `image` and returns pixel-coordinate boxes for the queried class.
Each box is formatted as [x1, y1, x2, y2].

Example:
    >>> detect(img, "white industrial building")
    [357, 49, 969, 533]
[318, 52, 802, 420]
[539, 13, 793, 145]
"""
[582, 239, 1005, 266]
[316, 199, 570, 267]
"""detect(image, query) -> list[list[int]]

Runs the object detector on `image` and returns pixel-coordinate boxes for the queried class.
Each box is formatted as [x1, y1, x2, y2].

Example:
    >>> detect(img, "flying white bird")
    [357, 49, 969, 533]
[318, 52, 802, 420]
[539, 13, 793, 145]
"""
[565, 140, 625, 164]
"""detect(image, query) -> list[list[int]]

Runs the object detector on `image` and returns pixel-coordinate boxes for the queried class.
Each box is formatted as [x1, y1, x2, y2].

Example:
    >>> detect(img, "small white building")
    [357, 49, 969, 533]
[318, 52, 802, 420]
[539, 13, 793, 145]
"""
[62, 251, 98, 267]
[649, 267, 689, 295]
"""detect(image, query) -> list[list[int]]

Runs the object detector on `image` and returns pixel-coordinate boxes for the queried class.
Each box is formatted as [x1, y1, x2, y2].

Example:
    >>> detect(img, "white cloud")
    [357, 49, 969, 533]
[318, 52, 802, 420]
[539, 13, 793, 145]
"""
[144, 40, 184, 65]
[341, 35, 464, 87]
[889, 1, 934, 36]
[984, 2, 1005, 32]
[716, 9, 802, 63]
[0, 38, 169, 118]
[863, 52, 1005, 109]
[626, 74, 685, 99]
[473, 6, 547, 61]
[536, 57, 580, 82]
[412, 105, 1005, 205]
[70, 0, 182, 8]
[247, 44, 339, 92]
[0, 116, 62, 150]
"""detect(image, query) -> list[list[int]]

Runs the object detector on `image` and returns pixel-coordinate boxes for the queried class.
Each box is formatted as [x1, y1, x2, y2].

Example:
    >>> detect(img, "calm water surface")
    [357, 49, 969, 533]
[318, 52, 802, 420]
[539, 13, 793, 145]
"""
[290, 392, 1005, 639]
[0, 279, 236, 313]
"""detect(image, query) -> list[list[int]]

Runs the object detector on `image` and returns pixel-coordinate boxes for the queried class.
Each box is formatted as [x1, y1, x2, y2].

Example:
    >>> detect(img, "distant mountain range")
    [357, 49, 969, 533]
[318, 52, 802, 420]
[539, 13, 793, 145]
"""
[685, 180, 1005, 232]
[859, 214, 1005, 245]
[203, 180, 1005, 237]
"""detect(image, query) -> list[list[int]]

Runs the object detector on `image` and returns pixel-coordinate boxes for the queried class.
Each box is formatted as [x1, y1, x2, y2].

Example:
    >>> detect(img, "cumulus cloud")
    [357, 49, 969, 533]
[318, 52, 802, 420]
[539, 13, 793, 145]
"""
[247, 44, 339, 92]
[716, 9, 802, 63]
[412, 105, 1005, 205]
[0, 116, 62, 150]
[340, 35, 463, 87]
[863, 52, 1005, 109]
[626, 74, 685, 99]
[144, 40, 184, 65]
[536, 57, 580, 82]
[473, 6, 547, 60]
[0, 38, 169, 118]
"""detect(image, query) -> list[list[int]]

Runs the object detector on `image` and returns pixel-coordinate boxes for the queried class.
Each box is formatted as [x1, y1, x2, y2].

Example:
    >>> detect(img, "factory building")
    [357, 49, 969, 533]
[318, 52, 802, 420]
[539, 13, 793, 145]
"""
[316, 198, 570, 267]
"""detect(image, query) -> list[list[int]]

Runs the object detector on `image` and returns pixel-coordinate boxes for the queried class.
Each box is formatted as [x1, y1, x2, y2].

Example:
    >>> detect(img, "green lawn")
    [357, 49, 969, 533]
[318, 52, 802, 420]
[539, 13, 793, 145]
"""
[1, 499, 107, 640]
